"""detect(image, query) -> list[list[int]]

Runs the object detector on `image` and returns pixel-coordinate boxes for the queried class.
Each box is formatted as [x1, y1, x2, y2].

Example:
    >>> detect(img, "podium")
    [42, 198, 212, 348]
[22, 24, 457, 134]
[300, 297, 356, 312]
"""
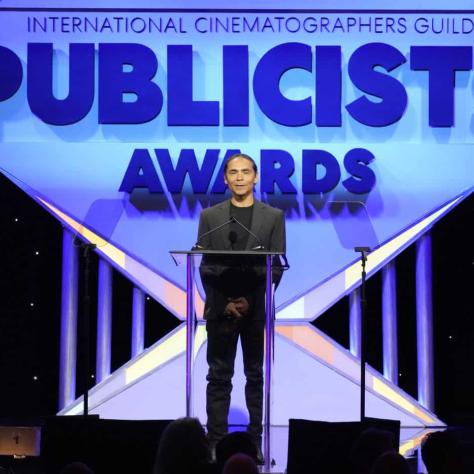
[170, 249, 285, 470]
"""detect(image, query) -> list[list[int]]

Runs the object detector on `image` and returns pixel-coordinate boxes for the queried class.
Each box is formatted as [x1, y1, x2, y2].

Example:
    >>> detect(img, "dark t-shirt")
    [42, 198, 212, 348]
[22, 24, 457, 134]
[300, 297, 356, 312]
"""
[229, 202, 254, 250]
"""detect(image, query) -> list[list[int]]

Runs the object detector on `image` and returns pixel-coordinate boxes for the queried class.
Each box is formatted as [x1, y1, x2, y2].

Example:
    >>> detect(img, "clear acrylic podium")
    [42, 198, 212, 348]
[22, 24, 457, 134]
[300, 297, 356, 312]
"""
[170, 249, 285, 471]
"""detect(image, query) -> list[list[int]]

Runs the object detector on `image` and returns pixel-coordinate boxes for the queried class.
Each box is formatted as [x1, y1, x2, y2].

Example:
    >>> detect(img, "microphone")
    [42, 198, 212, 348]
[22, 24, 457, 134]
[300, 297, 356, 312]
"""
[229, 216, 265, 250]
[193, 215, 265, 251]
[193, 217, 235, 250]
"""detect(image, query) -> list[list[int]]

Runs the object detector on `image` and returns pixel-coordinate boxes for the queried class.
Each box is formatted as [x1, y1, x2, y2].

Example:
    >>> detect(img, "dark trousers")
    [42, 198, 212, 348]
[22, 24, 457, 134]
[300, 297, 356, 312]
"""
[206, 317, 265, 443]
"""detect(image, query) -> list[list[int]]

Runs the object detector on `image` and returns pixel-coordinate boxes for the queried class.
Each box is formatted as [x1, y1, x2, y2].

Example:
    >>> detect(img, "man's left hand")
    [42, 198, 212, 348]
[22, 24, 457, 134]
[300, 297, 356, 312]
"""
[231, 297, 249, 315]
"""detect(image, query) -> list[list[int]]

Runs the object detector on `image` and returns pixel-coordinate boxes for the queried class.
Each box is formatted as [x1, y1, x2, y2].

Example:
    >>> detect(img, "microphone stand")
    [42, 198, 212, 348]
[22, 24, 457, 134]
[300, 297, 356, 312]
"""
[194, 216, 266, 251]
[74, 240, 97, 417]
[193, 217, 236, 250]
[355, 246, 370, 421]
[228, 216, 265, 250]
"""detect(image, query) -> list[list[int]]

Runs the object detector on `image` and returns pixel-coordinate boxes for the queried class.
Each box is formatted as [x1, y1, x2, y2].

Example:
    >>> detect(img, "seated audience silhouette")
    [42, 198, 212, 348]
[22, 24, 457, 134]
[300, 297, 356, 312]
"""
[351, 428, 397, 474]
[222, 453, 258, 474]
[215, 431, 258, 473]
[153, 417, 212, 474]
[421, 430, 466, 474]
[370, 452, 410, 474]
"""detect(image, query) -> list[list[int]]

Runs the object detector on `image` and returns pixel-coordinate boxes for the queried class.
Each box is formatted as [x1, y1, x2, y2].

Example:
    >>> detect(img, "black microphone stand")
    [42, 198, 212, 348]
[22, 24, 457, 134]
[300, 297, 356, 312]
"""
[354, 246, 370, 421]
[193, 217, 236, 250]
[75, 240, 97, 417]
[229, 216, 265, 250]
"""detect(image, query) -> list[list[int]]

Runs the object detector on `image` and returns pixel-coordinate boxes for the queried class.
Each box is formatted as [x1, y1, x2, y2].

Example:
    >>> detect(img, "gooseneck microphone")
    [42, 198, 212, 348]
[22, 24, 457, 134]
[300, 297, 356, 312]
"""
[192, 217, 235, 250]
[193, 216, 265, 251]
[228, 216, 265, 250]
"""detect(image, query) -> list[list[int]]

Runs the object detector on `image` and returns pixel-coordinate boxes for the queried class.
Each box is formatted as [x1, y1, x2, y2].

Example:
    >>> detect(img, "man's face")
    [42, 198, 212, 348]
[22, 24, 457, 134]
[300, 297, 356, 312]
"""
[224, 156, 258, 198]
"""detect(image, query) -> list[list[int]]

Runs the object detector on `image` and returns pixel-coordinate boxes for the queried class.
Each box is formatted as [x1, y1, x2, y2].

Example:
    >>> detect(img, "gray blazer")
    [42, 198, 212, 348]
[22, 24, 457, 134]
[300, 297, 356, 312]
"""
[197, 199, 286, 320]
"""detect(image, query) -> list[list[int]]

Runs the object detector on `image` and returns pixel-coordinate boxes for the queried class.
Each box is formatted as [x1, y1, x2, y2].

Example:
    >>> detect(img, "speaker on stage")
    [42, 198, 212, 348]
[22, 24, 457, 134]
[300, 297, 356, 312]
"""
[287, 417, 401, 474]
[40, 416, 171, 474]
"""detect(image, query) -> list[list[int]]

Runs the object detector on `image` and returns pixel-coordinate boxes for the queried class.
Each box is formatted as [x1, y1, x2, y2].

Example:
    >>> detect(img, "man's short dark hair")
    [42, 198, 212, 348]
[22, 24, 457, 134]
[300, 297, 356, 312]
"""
[224, 153, 258, 174]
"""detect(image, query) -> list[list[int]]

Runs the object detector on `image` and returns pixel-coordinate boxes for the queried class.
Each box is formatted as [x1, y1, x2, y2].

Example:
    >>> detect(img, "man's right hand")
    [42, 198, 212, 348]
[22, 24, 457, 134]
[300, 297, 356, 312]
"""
[232, 297, 249, 315]
[224, 301, 243, 319]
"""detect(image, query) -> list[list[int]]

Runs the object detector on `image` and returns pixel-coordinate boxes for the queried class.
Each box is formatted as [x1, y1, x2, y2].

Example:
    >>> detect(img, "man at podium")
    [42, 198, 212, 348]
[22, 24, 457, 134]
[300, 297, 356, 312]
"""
[196, 153, 286, 460]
